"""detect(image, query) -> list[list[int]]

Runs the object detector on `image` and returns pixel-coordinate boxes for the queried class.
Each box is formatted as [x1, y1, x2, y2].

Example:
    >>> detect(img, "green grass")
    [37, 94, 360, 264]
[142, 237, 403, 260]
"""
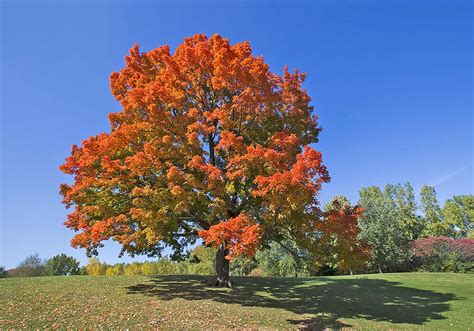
[0, 273, 473, 329]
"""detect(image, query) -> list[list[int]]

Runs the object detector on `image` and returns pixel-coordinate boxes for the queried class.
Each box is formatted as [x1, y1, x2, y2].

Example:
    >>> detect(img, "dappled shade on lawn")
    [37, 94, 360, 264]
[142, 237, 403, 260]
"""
[126, 275, 456, 329]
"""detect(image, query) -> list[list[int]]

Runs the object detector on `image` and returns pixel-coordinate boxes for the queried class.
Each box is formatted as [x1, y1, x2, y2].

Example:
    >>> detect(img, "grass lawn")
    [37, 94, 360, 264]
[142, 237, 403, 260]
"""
[0, 272, 472, 329]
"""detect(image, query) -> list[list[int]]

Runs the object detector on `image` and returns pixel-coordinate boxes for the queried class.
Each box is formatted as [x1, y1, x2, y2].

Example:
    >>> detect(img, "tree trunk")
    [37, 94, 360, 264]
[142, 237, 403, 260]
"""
[350, 269, 353, 276]
[215, 244, 232, 287]
[378, 264, 383, 274]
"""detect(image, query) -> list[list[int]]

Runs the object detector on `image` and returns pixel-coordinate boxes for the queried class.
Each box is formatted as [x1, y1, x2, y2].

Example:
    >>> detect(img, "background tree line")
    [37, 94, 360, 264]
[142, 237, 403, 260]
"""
[2, 253, 81, 277]
[2, 183, 472, 278]
[357, 183, 472, 273]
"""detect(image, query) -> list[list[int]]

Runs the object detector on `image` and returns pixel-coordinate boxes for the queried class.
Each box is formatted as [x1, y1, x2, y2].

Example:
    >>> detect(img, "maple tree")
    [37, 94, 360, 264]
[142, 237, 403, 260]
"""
[60, 33, 331, 286]
[315, 198, 368, 275]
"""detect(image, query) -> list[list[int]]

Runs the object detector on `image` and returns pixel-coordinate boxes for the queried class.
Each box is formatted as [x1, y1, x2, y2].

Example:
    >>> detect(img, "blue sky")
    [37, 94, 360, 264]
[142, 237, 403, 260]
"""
[1, 0, 472, 269]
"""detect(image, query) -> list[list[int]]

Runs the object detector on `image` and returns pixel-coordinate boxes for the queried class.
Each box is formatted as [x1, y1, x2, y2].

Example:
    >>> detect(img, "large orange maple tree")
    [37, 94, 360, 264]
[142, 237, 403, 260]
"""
[60, 34, 331, 285]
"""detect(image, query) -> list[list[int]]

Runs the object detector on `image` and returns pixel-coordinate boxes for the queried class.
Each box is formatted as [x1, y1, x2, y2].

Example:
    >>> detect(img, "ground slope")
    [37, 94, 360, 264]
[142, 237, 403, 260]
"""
[1, 273, 472, 329]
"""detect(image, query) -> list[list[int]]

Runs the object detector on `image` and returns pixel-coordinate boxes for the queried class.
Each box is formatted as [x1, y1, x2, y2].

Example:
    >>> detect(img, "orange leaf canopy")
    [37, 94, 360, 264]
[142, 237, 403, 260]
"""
[313, 203, 369, 272]
[60, 34, 329, 259]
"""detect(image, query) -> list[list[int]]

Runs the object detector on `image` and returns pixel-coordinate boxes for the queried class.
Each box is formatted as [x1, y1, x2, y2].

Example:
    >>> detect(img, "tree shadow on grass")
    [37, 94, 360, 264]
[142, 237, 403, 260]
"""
[125, 275, 458, 329]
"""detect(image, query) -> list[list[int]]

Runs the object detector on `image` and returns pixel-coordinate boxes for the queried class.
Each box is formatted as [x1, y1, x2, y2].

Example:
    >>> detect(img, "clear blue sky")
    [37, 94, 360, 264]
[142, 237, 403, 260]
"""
[1, 1, 472, 269]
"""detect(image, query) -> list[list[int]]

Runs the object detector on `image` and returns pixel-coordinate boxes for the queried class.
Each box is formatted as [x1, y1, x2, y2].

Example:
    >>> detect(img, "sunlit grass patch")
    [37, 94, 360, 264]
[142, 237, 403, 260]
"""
[0, 273, 472, 329]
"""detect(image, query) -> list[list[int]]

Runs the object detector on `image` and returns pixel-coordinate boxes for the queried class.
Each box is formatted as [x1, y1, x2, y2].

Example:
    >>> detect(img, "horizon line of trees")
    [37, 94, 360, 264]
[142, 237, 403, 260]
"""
[1, 253, 81, 278]
[2, 182, 472, 278]
[357, 183, 472, 274]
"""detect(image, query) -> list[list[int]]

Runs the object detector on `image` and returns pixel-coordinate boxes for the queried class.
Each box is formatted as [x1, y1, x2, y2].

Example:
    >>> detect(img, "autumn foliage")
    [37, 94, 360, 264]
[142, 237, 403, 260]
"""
[199, 214, 260, 259]
[410, 237, 474, 272]
[59, 34, 331, 264]
[314, 201, 369, 273]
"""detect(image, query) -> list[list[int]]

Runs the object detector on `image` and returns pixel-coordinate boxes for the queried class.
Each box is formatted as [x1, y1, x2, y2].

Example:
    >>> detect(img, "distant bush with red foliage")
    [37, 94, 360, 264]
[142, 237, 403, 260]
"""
[452, 238, 474, 259]
[410, 237, 474, 273]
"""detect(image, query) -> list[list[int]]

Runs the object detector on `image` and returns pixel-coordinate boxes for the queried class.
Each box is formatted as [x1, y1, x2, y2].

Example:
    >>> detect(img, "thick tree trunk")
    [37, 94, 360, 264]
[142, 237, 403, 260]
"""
[215, 244, 232, 287]
[378, 264, 383, 274]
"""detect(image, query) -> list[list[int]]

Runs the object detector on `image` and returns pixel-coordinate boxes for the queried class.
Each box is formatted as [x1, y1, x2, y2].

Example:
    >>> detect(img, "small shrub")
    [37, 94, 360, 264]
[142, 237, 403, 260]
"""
[410, 237, 474, 273]
[249, 267, 264, 277]
[12, 253, 46, 277]
[315, 264, 338, 276]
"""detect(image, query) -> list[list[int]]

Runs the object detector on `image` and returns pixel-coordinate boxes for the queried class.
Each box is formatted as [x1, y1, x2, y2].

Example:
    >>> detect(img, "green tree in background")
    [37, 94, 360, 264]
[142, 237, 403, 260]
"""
[384, 183, 423, 240]
[230, 256, 258, 276]
[443, 195, 474, 237]
[255, 240, 312, 277]
[323, 195, 351, 212]
[420, 185, 452, 237]
[186, 245, 215, 275]
[45, 254, 81, 276]
[105, 264, 125, 276]
[467, 229, 474, 239]
[358, 186, 411, 273]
